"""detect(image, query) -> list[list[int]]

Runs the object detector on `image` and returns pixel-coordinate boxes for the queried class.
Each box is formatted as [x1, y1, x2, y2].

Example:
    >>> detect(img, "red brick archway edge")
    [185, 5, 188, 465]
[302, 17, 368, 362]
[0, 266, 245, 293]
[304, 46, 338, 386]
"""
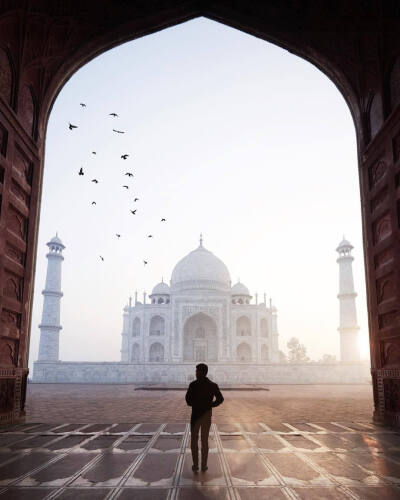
[1, 0, 400, 425]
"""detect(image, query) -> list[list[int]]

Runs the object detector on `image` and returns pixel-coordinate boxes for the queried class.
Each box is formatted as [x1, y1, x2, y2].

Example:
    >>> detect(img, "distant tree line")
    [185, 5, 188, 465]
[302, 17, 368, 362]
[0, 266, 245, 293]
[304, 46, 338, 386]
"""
[279, 337, 337, 364]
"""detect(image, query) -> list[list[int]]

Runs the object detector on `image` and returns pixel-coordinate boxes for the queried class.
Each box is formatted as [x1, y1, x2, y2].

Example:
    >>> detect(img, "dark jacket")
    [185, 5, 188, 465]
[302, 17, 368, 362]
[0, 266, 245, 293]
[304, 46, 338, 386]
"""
[185, 376, 224, 426]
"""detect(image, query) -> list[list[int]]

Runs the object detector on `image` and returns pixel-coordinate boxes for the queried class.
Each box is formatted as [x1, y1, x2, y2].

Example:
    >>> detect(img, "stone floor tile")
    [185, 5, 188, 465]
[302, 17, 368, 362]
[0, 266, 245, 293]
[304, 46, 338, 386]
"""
[110, 423, 136, 433]
[178, 486, 229, 499]
[18, 453, 96, 486]
[181, 454, 224, 486]
[126, 452, 179, 486]
[226, 452, 278, 485]
[151, 435, 182, 452]
[163, 423, 186, 434]
[82, 424, 112, 433]
[307, 452, 379, 485]
[52, 424, 86, 433]
[215, 424, 240, 434]
[80, 435, 119, 450]
[46, 434, 89, 450]
[0, 487, 55, 499]
[311, 434, 350, 450]
[348, 486, 400, 499]
[118, 488, 169, 499]
[262, 423, 292, 432]
[9, 435, 57, 450]
[312, 423, 349, 432]
[292, 487, 350, 499]
[289, 423, 318, 432]
[280, 434, 320, 450]
[251, 435, 287, 451]
[135, 424, 162, 433]
[235, 487, 288, 499]
[343, 451, 400, 482]
[240, 423, 265, 433]
[220, 435, 253, 451]
[56, 488, 111, 499]
[116, 435, 152, 452]
[340, 433, 387, 451]
[265, 453, 328, 485]
[0, 453, 54, 485]
[73, 454, 133, 486]
[0, 435, 27, 448]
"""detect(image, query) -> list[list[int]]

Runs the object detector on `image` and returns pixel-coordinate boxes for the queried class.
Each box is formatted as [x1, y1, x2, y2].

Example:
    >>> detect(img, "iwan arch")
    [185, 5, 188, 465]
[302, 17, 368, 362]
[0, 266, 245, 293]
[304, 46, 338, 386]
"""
[1, 1, 400, 425]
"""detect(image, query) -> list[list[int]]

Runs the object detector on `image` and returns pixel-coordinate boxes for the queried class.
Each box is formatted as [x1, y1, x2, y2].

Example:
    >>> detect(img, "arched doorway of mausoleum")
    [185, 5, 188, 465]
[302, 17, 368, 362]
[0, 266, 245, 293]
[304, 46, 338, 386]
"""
[237, 342, 252, 362]
[183, 312, 218, 362]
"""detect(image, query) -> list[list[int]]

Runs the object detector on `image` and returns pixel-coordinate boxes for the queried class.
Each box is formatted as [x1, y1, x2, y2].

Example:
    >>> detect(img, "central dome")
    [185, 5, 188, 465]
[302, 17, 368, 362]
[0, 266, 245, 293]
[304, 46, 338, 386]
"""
[171, 241, 231, 292]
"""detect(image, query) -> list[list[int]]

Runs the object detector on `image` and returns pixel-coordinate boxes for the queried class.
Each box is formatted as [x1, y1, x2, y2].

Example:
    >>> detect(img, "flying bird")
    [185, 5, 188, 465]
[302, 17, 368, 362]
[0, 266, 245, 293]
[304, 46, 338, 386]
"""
[161, 218, 166, 222]
[143, 260, 148, 266]
[121, 154, 129, 160]
[80, 103, 86, 107]
[69, 123, 78, 130]
[130, 209, 137, 215]
[91, 179, 99, 183]
[133, 198, 139, 202]
[78, 168, 84, 176]
[125, 172, 133, 177]
[92, 151, 96, 155]
[91, 201, 96, 205]
[148, 235, 153, 238]
[113, 129, 125, 134]
[123, 185, 129, 189]
[109, 113, 118, 117]
[100, 256, 104, 261]
[116, 234, 121, 238]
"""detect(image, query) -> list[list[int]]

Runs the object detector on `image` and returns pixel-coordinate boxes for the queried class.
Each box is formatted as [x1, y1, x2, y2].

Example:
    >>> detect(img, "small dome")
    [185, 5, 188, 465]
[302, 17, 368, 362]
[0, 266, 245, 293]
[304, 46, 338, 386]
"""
[151, 281, 170, 295]
[336, 237, 353, 252]
[231, 282, 250, 296]
[47, 234, 65, 248]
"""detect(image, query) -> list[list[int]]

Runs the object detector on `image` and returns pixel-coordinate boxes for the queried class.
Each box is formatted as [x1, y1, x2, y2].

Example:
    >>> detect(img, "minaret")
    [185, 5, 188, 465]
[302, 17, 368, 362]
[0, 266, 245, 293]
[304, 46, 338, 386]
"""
[37, 234, 65, 361]
[336, 237, 360, 361]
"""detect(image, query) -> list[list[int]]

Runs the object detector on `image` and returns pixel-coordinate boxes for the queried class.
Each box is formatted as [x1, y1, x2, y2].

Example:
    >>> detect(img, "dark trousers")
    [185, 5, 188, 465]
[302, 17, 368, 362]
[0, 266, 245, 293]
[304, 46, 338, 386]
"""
[190, 409, 212, 468]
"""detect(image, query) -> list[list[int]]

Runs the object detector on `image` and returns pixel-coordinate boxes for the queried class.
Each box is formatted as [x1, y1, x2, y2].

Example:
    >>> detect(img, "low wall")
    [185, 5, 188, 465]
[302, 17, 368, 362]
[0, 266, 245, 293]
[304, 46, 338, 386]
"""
[32, 360, 371, 384]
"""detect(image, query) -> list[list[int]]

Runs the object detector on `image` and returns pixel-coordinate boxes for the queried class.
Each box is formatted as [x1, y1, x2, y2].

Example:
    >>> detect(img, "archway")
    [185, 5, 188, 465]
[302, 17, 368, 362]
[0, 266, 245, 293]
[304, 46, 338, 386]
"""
[236, 316, 251, 337]
[131, 343, 140, 362]
[183, 313, 218, 362]
[149, 342, 164, 362]
[132, 318, 140, 337]
[237, 342, 252, 362]
[0, 2, 399, 425]
[260, 318, 269, 337]
[149, 316, 165, 336]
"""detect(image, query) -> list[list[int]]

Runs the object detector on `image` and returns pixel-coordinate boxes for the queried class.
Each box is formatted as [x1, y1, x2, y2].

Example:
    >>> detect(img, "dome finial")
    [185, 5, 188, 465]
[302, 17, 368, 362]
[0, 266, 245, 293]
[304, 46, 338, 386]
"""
[199, 233, 203, 247]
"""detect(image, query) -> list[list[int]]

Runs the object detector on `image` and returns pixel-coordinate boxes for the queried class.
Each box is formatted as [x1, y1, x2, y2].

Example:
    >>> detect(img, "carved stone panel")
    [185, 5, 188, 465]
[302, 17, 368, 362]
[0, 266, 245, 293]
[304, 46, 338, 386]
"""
[393, 131, 400, 163]
[7, 205, 27, 240]
[18, 85, 34, 137]
[369, 159, 387, 188]
[13, 146, 33, 186]
[376, 274, 396, 304]
[384, 378, 400, 412]
[379, 310, 399, 329]
[0, 379, 15, 413]
[3, 272, 22, 301]
[11, 179, 30, 208]
[384, 342, 400, 368]
[374, 247, 394, 269]
[373, 212, 392, 244]
[0, 338, 17, 365]
[0, 308, 21, 338]
[5, 243, 25, 265]
[370, 187, 388, 213]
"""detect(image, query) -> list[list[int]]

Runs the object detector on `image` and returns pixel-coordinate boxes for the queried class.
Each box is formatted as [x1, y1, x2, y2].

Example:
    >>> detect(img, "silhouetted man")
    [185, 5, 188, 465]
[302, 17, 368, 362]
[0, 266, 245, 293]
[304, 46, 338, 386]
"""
[185, 363, 224, 472]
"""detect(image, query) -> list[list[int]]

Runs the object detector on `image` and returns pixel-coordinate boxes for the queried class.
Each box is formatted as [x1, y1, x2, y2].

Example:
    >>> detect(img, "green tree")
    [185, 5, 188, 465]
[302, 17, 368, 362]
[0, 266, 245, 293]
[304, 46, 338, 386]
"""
[278, 350, 287, 363]
[319, 353, 337, 363]
[287, 337, 310, 363]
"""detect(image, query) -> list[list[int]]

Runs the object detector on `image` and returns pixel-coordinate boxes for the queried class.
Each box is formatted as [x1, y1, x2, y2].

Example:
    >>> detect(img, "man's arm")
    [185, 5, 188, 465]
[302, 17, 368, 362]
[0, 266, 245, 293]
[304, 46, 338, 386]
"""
[185, 383, 194, 406]
[212, 384, 224, 407]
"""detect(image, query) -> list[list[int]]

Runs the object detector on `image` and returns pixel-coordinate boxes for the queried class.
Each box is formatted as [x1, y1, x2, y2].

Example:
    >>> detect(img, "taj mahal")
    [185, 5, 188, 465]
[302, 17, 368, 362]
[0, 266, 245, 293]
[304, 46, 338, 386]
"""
[32, 234, 370, 384]
[120, 235, 279, 366]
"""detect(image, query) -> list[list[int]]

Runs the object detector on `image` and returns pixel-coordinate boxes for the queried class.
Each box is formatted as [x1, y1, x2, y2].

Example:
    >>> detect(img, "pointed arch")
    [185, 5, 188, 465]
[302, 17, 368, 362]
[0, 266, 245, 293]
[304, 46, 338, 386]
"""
[237, 342, 252, 362]
[149, 315, 165, 336]
[236, 316, 251, 336]
[149, 342, 164, 362]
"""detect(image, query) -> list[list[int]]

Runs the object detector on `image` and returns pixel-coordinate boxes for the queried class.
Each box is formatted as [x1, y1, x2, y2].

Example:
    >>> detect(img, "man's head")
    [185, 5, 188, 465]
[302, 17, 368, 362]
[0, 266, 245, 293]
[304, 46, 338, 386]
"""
[195, 363, 208, 379]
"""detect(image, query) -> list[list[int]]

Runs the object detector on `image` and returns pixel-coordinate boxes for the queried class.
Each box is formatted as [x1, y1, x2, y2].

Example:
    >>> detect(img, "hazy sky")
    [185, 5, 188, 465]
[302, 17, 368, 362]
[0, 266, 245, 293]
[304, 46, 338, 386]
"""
[28, 18, 369, 370]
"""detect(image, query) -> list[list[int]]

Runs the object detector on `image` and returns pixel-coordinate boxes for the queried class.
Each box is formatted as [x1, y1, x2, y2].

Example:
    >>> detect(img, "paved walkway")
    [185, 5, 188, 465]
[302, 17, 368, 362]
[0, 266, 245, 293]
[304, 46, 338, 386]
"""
[0, 420, 399, 499]
[26, 384, 374, 424]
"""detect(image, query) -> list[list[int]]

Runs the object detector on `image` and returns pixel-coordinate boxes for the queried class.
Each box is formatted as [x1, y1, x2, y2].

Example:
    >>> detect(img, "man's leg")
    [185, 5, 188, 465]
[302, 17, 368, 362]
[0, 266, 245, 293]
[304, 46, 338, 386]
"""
[200, 410, 212, 470]
[191, 418, 201, 470]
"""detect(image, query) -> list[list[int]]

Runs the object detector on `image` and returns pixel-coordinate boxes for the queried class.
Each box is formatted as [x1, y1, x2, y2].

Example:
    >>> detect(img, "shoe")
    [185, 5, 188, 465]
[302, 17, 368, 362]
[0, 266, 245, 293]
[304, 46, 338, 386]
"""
[201, 466, 208, 472]
[192, 465, 199, 472]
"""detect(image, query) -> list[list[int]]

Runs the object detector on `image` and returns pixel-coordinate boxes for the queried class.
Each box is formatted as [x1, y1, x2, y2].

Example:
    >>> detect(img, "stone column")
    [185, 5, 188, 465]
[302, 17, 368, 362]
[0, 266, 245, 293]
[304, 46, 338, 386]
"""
[336, 238, 360, 361]
[37, 235, 65, 361]
[271, 306, 279, 363]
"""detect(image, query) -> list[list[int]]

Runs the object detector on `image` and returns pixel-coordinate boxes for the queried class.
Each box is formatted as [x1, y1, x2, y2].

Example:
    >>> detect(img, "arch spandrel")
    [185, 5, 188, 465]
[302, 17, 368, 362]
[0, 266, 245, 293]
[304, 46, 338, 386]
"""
[0, 0, 400, 424]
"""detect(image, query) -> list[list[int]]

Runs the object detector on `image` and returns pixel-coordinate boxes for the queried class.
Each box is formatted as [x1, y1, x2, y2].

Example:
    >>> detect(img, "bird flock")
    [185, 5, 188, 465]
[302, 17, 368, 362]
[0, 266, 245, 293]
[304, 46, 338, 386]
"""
[70, 103, 167, 266]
